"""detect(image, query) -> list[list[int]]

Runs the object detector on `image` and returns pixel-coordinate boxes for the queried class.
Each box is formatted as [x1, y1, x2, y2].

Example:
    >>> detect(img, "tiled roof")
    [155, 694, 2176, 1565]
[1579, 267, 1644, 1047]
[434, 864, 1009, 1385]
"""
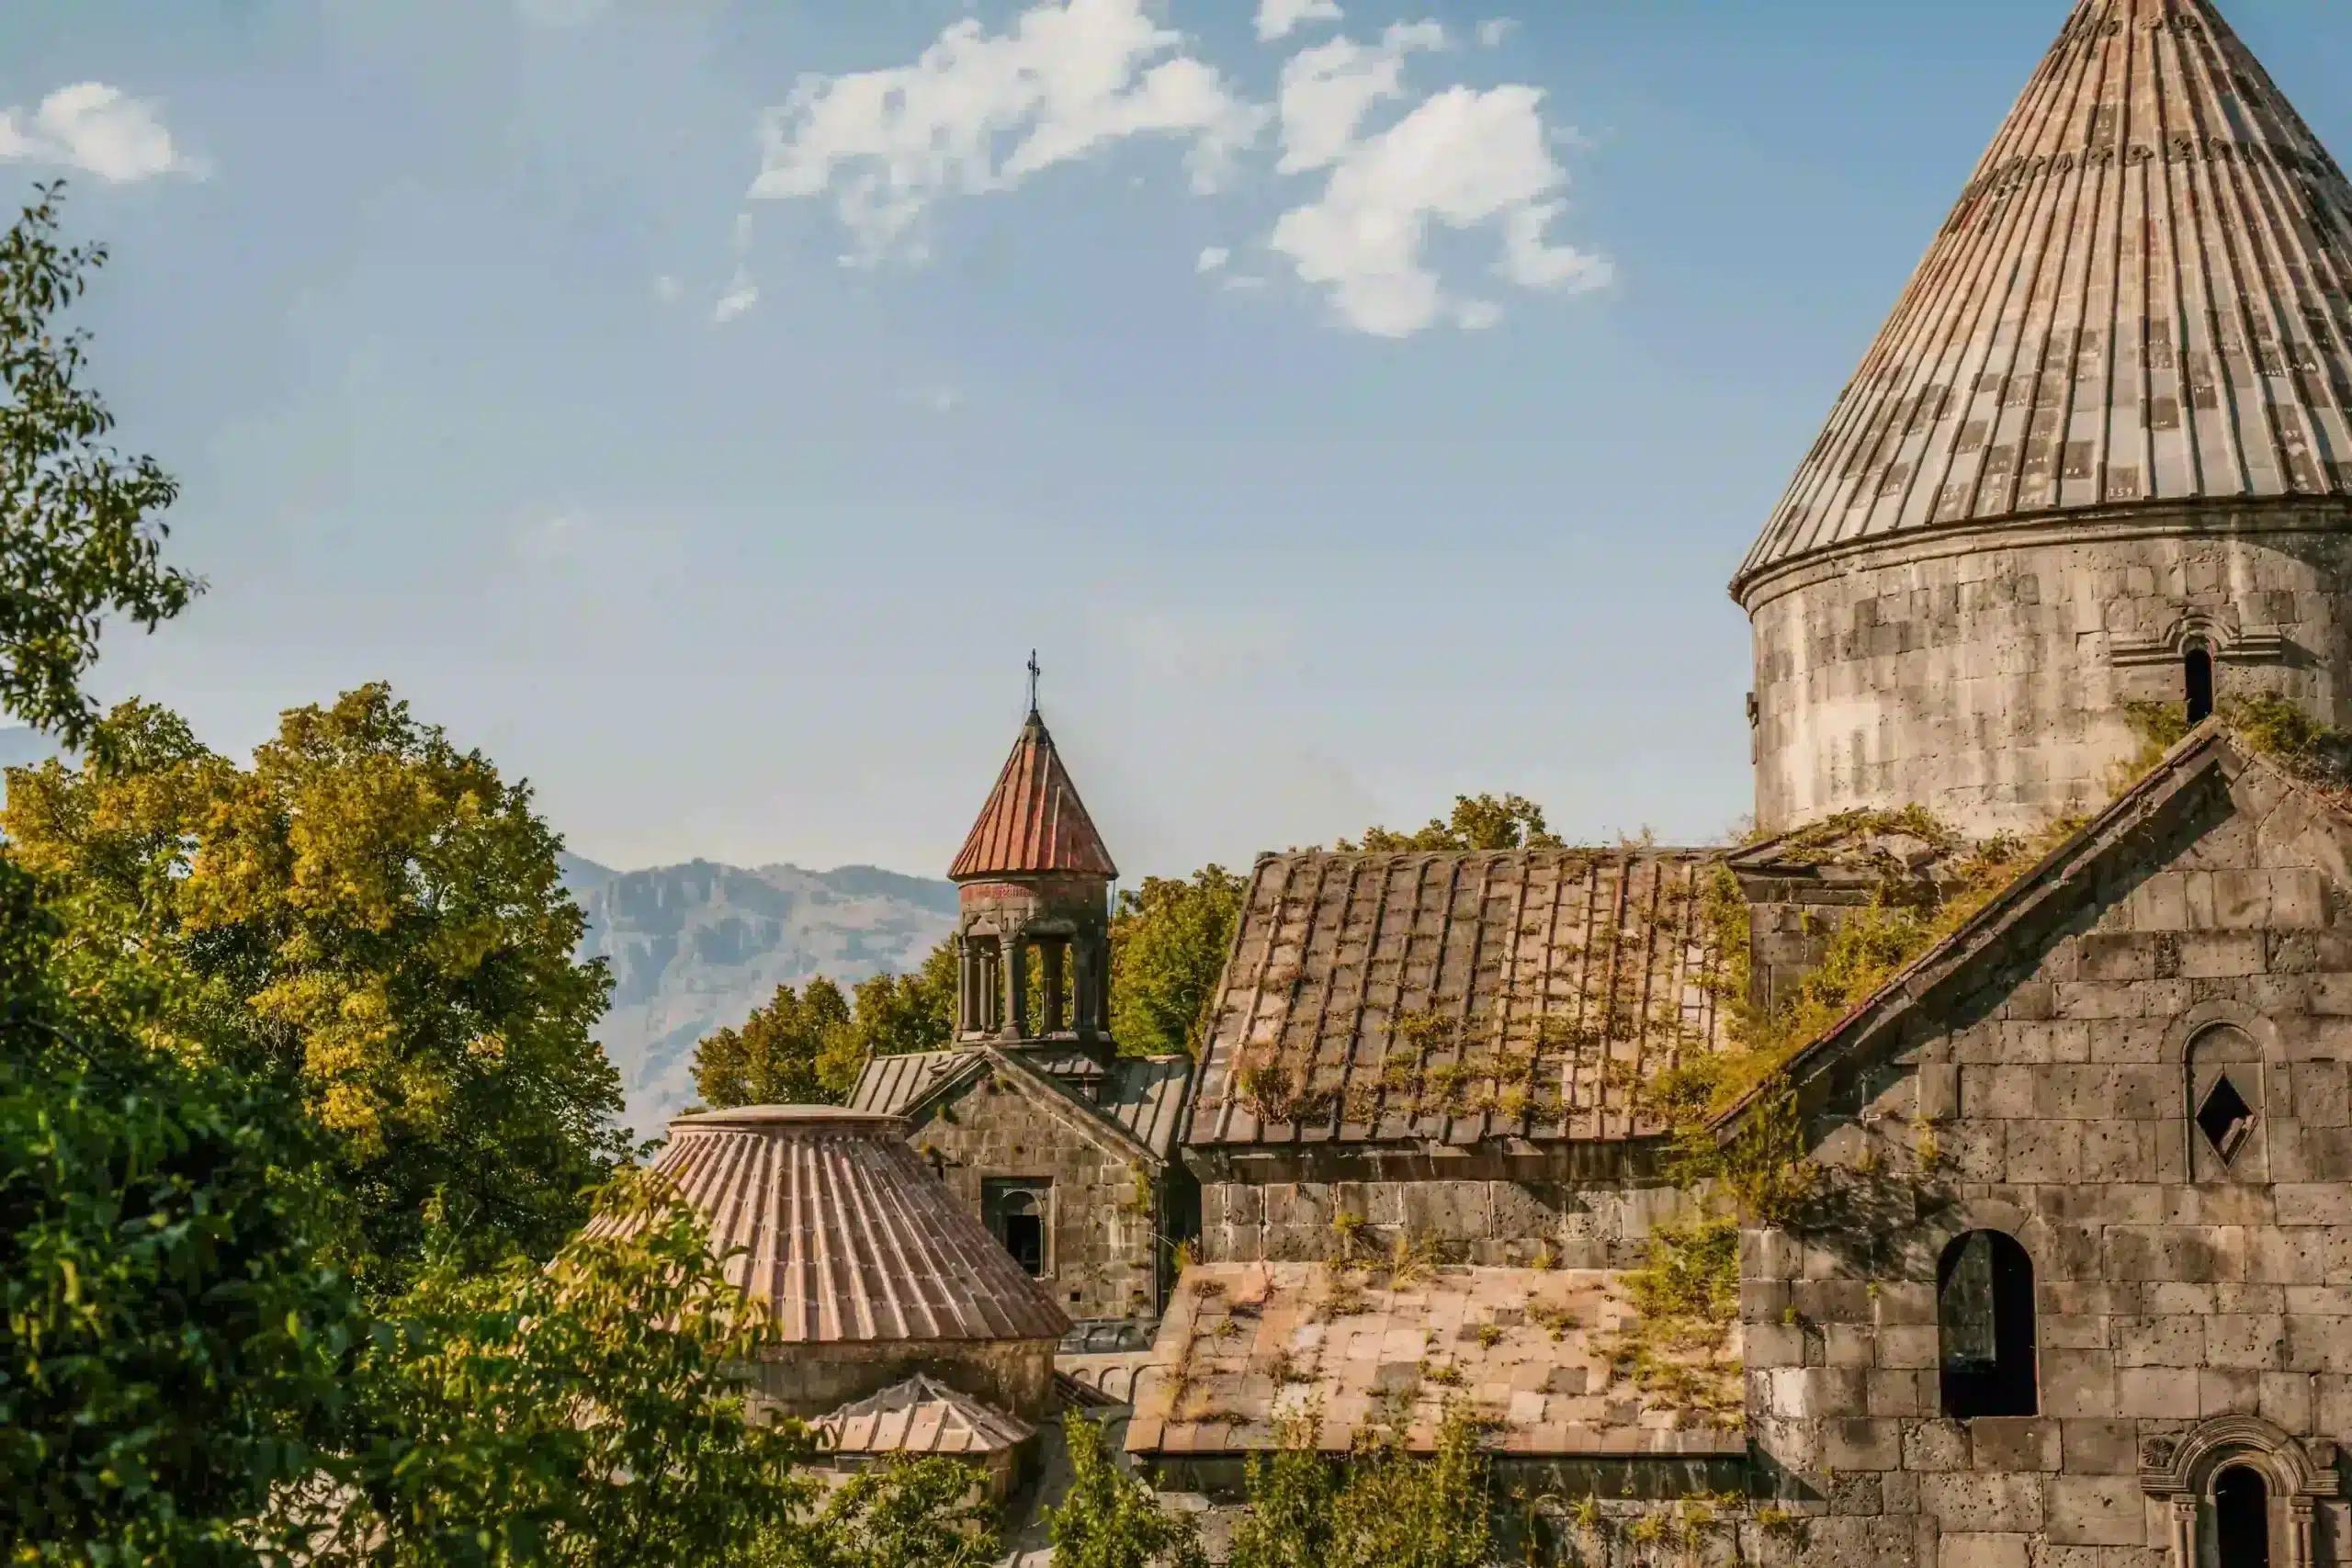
[1125, 1263, 1745, 1460]
[1735, 0, 2352, 599]
[949, 710, 1117, 882]
[850, 1045, 1194, 1162]
[810, 1375, 1035, 1457]
[1186, 850, 1733, 1150]
[846, 1049, 983, 1120]
[588, 1106, 1069, 1344]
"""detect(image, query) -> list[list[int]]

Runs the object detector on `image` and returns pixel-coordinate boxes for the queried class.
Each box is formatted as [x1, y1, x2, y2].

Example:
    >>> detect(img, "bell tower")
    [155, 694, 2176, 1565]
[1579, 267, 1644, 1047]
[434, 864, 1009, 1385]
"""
[947, 658, 1117, 1055]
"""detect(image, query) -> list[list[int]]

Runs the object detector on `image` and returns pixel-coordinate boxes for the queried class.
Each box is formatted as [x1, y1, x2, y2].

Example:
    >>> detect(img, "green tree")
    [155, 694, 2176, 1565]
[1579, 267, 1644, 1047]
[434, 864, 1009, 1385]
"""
[0, 185, 199, 751]
[316, 1173, 810, 1568]
[1109, 867, 1243, 1058]
[1227, 1405, 1491, 1568]
[821, 939, 958, 1090]
[4, 687, 628, 1290]
[1049, 1413, 1204, 1568]
[1338, 793, 1565, 852]
[690, 976, 854, 1109]
[757, 1458, 1000, 1568]
[0, 863, 361, 1568]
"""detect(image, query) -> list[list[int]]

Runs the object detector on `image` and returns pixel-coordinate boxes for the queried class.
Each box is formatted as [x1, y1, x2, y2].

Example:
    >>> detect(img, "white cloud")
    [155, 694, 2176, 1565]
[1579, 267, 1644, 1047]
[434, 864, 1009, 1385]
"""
[1476, 18, 1516, 48]
[1196, 245, 1228, 273]
[1270, 77, 1610, 337]
[712, 278, 758, 322]
[0, 84, 199, 184]
[514, 511, 583, 564]
[1275, 21, 1445, 175]
[711, 212, 758, 323]
[1255, 0, 1342, 43]
[748, 0, 1264, 265]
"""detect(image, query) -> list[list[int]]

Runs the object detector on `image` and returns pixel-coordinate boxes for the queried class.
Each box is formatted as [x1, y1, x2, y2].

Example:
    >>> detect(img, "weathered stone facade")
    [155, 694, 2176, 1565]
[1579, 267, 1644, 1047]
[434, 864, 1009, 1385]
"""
[1745, 517, 2352, 840]
[908, 1064, 1189, 1324]
[1747, 736, 2352, 1567]
[1195, 1168, 1692, 1271]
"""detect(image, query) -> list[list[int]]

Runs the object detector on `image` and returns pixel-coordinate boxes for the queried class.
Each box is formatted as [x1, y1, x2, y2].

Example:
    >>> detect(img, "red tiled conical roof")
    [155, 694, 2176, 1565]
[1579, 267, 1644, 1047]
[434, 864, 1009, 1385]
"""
[586, 1107, 1069, 1344]
[1735, 0, 2352, 599]
[949, 709, 1117, 882]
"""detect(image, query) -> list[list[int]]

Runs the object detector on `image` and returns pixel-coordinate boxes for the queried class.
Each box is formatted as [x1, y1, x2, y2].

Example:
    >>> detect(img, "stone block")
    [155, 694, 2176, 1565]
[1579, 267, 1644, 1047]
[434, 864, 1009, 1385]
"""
[2250, 1228, 2329, 1284]
[1936, 1535, 2031, 1568]
[2197, 1367, 2261, 1416]
[2058, 1418, 2138, 1475]
[1970, 1416, 2062, 1472]
[2112, 1315, 2204, 1368]
[2207, 1314, 2290, 1369]
[1905, 1418, 1971, 1471]
[2042, 1475, 2148, 1547]
[2115, 1367, 2199, 1418]
[2041, 1348, 2118, 1417]
[1868, 1368, 1930, 1416]
[1879, 1325, 1940, 1370]
[1919, 1472, 2044, 1532]
[1963, 1065, 2040, 1120]
[1822, 1416, 1902, 1472]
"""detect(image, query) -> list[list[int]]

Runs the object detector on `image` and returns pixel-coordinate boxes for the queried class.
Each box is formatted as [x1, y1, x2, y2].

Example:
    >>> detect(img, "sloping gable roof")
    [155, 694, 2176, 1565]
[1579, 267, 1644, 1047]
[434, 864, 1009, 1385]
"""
[1187, 848, 1735, 1150]
[949, 710, 1117, 881]
[1717, 721, 2344, 1130]
[848, 1044, 1193, 1164]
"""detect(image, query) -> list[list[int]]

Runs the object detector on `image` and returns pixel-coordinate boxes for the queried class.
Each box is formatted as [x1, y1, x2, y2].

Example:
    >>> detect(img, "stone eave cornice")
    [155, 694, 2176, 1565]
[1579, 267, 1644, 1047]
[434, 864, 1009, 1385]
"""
[975, 1044, 1167, 1173]
[1729, 497, 2352, 614]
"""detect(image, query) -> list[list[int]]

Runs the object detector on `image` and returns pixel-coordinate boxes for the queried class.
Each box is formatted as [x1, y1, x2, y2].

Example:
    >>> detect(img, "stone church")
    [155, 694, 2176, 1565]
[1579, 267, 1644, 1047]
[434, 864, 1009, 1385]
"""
[1115, 4, 2352, 1566]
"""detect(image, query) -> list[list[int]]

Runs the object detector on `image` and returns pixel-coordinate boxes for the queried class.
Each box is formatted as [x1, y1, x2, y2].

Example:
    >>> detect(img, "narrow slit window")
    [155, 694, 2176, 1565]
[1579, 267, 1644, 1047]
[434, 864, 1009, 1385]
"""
[2186, 643, 2215, 724]
[1939, 1230, 2038, 1419]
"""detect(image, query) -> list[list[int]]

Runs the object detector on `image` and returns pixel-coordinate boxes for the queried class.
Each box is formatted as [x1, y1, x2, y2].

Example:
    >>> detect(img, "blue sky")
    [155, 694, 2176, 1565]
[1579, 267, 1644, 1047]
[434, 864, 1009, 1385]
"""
[6, 0, 2350, 881]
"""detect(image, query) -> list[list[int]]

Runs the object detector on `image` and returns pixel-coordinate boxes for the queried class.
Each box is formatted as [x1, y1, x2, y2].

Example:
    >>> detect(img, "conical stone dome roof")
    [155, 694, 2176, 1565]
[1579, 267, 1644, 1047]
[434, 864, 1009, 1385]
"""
[588, 1107, 1069, 1345]
[949, 708, 1117, 882]
[1734, 0, 2352, 600]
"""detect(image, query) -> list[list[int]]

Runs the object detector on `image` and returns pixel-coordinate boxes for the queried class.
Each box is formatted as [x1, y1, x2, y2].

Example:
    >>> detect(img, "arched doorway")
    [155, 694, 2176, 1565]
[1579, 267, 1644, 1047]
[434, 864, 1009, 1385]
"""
[2214, 1465, 2270, 1568]
[1938, 1230, 2037, 1418]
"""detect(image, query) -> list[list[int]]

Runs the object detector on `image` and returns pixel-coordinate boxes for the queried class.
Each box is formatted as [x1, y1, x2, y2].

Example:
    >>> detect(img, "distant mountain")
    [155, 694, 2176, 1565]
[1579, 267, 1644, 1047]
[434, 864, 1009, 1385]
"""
[559, 855, 959, 1142]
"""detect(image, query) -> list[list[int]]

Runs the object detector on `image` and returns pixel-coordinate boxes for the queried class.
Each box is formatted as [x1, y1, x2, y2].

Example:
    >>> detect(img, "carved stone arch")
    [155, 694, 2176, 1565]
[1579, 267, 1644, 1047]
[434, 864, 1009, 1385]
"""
[2167, 1001, 2286, 1186]
[2140, 1415, 2340, 1568]
[1908, 1199, 2033, 1275]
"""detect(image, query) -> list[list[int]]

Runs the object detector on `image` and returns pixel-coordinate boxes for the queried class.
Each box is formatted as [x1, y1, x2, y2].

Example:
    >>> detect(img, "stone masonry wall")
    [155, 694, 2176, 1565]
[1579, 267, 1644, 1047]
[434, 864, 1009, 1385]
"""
[910, 1072, 1163, 1323]
[1746, 764, 2352, 1568]
[1746, 514, 2352, 839]
[1200, 1175, 1695, 1269]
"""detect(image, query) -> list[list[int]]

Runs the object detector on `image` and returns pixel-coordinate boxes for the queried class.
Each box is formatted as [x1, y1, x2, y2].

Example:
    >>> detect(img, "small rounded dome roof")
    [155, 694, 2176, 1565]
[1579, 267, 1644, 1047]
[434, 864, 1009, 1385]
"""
[588, 1103, 1069, 1345]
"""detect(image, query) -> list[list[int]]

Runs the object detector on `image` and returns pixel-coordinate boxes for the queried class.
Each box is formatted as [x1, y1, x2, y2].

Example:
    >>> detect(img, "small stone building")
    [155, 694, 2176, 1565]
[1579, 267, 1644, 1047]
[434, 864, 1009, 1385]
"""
[1133, 846, 1745, 1477]
[593, 1105, 1068, 1438]
[851, 702, 1196, 1329]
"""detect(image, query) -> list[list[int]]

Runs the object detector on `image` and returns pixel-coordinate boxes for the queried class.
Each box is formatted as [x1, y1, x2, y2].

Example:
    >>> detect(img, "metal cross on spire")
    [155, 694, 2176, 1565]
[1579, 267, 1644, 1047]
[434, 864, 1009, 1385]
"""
[1026, 649, 1041, 716]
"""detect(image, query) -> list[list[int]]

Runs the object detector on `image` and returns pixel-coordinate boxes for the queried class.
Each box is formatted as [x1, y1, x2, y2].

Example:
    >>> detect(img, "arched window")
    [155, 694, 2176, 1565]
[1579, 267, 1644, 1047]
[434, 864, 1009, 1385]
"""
[1939, 1230, 2037, 1418]
[983, 1179, 1049, 1277]
[2186, 642, 2216, 725]
[2214, 1464, 2271, 1568]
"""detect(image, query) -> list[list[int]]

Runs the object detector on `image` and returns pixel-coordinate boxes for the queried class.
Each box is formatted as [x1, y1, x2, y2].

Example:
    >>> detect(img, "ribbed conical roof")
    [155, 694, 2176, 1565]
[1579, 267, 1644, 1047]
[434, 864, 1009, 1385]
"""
[589, 1107, 1069, 1345]
[1735, 0, 2352, 599]
[948, 708, 1117, 882]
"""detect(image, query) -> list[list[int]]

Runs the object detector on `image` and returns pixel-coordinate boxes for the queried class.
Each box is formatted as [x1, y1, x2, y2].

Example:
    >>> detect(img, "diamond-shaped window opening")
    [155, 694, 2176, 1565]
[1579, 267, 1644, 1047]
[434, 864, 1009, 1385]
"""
[2197, 1074, 2257, 1165]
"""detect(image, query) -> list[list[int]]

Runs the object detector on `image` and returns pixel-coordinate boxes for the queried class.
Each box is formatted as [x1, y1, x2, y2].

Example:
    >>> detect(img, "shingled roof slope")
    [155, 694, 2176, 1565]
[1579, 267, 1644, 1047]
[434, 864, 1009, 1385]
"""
[1187, 849, 1733, 1150]
[1735, 0, 2352, 598]
[811, 1375, 1035, 1457]
[587, 1106, 1069, 1344]
[950, 710, 1117, 882]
